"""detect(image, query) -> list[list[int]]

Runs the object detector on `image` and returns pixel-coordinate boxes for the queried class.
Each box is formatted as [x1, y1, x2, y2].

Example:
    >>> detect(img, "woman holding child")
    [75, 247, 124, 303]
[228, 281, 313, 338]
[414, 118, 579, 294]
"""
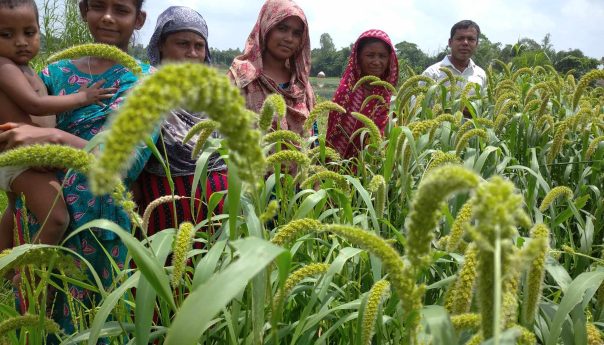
[0, 0, 154, 340]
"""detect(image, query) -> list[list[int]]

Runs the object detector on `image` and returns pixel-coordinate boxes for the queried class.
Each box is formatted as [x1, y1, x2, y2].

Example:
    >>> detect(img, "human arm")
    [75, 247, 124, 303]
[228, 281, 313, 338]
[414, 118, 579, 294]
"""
[0, 122, 87, 151]
[0, 57, 116, 116]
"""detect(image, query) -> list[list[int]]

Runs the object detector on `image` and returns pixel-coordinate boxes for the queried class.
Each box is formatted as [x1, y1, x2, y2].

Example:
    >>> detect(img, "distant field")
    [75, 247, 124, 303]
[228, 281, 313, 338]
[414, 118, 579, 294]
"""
[310, 76, 339, 101]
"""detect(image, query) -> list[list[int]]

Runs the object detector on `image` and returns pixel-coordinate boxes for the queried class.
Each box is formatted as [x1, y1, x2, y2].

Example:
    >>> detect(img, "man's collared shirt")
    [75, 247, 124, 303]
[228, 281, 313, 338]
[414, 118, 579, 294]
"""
[422, 55, 487, 90]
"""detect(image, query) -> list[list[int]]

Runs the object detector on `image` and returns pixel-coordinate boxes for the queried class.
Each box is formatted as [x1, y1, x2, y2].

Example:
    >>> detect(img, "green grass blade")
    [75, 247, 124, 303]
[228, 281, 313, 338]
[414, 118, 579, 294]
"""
[164, 238, 289, 345]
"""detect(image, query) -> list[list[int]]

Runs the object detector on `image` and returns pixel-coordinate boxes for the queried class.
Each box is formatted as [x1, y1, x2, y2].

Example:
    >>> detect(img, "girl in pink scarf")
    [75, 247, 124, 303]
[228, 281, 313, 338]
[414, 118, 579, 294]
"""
[228, 0, 314, 136]
[326, 30, 399, 159]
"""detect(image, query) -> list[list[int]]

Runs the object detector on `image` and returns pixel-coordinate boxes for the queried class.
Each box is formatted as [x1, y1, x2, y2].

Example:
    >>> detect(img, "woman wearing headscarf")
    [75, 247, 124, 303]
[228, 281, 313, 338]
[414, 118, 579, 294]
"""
[136, 6, 227, 235]
[326, 30, 399, 159]
[228, 0, 315, 136]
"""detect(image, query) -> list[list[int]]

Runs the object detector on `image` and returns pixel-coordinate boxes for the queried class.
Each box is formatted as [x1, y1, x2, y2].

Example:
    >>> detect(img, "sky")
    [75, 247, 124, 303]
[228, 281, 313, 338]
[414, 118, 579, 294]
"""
[132, 0, 604, 60]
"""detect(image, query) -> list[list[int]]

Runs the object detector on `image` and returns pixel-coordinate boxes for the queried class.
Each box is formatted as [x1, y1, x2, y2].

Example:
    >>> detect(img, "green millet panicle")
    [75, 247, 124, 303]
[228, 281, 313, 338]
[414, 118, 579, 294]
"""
[48, 43, 142, 76]
[409, 119, 439, 138]
[471, 176, 529, 339]
[259, 94, 286, 132]
[447, 201, 473, 252]
[586, 322, 604, 345]
[494, 92, 518, 115]
[353, 75, 381, 92]
[493, 59, 511, 77]
[307, 146, 341, 163]
[585, 136, 604, 159]
[260, 200, 279, 224]
[301, 170, 349, 192]
[455, 128, 487, 156]
[304, 101, 345, 133]
[0, 144, 94, 172]
[322, 224, 407, 303]
[460, 82, 480, 106]
[191, 128, 216, 159]
[512, 67, 533, 81]
[425, 150, 462, 173]
[262, 130, 304, 146]
[271, 218, 324, 246]
[0, 314, 60, 338]
[406, 165, 480, 268]
[370, 80, 397, 93]
[539, 186, 573, 212]
[445, 244, 478, 315]
[397, 75, 434, 98]
[88, 63, 264, 195]
[266, 150, 310, 171]
[171, 222, 195, 288]
[450, 313, 481, 331]
[537, 114, 555, 132]
[523, 99, 542, 115]
[360, 94, 386, 112]
[142, 195, 185, 233]
[520, 224, 550, 328]
[573, 69, 604, 109]
[273, 263, 330, 313]
[351, 112, 382, 147]
[397, 86, 428, 114]
[368, 175, 386, 218]
[182, 120, 219, 145]
[361, 279, 391, 345]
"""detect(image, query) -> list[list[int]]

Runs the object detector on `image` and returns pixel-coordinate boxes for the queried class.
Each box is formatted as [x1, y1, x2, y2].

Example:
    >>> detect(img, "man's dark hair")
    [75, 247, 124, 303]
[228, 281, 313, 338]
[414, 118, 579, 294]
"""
[450, 20, 480, 39]
[0, 0, 38, 23]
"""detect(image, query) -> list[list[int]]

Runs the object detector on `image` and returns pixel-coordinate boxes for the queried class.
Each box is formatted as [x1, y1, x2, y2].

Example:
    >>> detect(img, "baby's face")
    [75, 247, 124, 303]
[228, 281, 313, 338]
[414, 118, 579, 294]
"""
[0, 4, 40, 65]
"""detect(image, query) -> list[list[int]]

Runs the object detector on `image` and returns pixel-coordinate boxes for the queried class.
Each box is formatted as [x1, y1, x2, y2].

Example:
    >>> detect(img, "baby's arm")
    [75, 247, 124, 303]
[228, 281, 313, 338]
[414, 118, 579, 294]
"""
[0, 57, 116, 116]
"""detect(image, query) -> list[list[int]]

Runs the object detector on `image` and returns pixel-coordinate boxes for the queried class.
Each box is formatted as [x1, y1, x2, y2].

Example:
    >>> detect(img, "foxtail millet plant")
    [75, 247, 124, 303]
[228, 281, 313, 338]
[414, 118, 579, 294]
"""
[88, 63, 265, 194]
[272, 263, 330, 315]
[538, 186, 573, 212]
[270, 218, 324, 246]
[446, 201, 473, 253]
[259, 94, 286, 132]
[361, 279, 391, 345]
[47, 43, 142, 76]
[455, 129, 487, 156]
[367, 175, 386, 218]
[444, 243, 478, 315]
[171, 222, 195, 288]
[520, 224, 550, 328]
[0, 144, 94, 173]
[406, 165, 480, 268]
[0, 314, 60, 339]
[470, 176, 530, 340]
[303, 101, 345, 133]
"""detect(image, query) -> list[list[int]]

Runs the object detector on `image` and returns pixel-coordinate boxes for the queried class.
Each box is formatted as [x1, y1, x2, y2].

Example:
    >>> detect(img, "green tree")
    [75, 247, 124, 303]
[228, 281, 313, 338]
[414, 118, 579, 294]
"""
[473, 34, 501, 69]
[394, 41, 431, 74]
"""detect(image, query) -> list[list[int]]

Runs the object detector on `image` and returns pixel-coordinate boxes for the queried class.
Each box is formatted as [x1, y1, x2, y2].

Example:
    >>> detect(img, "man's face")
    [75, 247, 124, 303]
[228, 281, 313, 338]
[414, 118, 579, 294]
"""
[448, 27, 478, 65]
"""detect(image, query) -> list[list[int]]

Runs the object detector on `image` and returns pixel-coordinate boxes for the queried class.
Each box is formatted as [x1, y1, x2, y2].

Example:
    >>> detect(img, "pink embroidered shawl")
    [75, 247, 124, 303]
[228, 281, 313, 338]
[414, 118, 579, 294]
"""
[227, 0, 314, 135]
[326, 29, 399, 159]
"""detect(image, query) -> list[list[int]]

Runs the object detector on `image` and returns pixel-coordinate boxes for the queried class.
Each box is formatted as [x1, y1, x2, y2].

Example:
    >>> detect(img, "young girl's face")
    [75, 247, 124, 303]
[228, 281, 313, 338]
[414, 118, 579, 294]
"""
[0, 4, 40, 65]
[80, 0, 145, 51]
[264, 16, 304, 63]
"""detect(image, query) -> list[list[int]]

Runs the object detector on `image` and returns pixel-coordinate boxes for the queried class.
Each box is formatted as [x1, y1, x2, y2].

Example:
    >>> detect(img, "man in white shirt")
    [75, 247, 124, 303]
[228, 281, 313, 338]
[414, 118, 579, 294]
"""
[423, 20, 487, 90]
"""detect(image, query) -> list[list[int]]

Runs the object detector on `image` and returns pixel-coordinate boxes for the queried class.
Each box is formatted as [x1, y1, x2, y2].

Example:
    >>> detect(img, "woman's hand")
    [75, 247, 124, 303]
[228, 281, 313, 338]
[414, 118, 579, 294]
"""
[0, 123, 61, 151]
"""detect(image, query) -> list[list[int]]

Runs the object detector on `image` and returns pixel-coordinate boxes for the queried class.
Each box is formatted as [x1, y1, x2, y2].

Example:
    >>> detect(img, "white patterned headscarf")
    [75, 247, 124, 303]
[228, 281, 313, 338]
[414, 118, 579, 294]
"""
[147, 6, 211, 66]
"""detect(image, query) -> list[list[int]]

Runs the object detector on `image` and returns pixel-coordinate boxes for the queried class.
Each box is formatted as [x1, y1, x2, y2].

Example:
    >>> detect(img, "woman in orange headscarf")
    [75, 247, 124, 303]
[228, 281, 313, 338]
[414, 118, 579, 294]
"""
[228, 0, 315, 136]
